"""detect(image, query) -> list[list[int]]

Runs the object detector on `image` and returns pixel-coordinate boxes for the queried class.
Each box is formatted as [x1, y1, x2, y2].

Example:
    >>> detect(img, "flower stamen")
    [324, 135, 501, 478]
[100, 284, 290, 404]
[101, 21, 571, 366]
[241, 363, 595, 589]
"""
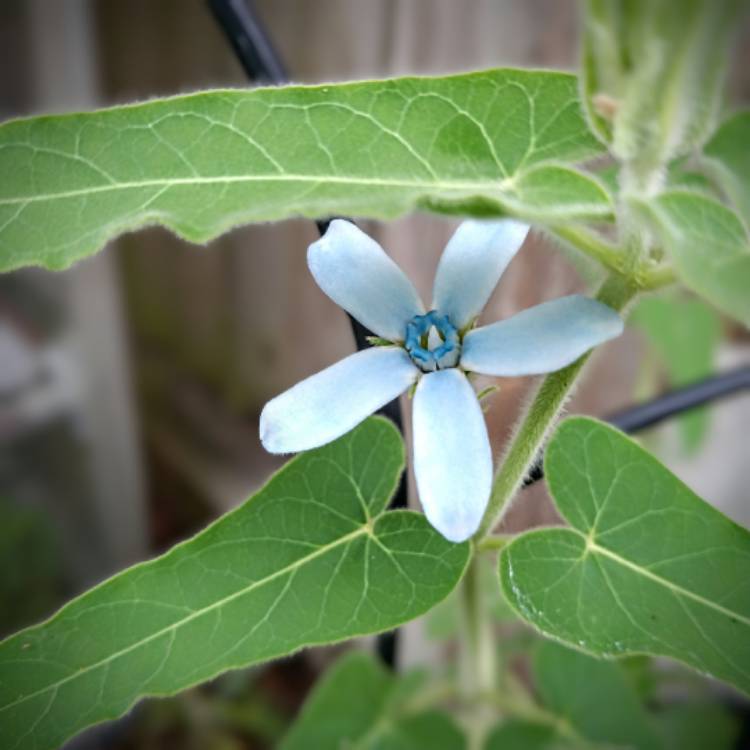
[405, 310, 460, 372]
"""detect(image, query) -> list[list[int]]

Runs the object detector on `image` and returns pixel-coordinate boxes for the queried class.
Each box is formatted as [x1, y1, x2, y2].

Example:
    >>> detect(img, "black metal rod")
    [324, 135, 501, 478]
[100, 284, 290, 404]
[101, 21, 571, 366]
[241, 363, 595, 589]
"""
[607, 365, 750, 433]
[207, 0, 287, 83]
[523, 364, 750, 486]
[208, 0, 404, 667]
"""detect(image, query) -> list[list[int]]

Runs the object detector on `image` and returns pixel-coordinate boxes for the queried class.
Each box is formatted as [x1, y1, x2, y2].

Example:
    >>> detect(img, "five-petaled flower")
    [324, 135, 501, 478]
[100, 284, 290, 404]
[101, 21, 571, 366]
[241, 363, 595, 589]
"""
[260, 220, 623, 542]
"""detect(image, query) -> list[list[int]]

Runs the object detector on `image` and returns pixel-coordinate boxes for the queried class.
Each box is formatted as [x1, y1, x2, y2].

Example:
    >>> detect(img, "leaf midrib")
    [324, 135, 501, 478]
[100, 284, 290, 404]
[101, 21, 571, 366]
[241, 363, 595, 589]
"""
[0, 173, 521, 207]
[584, 535, 750, 627]
[0, 524, 370, 714]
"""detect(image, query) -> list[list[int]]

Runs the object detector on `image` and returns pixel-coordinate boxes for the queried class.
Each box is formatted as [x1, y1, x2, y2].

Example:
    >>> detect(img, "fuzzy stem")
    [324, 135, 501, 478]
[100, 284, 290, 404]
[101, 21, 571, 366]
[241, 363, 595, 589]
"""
[458, 552, 495, 748]
[551, 224, 625, 276]
[459, 553, 495, 696]
[474, 273, 637, 540]
[551, 224, 676, 291]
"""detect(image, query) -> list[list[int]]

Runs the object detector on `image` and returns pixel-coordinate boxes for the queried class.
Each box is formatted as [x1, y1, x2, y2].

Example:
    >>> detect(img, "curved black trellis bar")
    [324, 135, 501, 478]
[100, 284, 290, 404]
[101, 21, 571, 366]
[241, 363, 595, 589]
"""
[523, 364, 750, 486]
[207, 0, 405, 667]
[207, 0, 750, 666]
[207, 0, 287, 83]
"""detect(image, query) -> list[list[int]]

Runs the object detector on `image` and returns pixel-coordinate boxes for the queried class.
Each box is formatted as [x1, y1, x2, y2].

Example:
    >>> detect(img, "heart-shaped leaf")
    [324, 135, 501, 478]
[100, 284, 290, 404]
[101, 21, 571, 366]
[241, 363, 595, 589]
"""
[0, 417, 469, 750]
[499, 417, 750, 694]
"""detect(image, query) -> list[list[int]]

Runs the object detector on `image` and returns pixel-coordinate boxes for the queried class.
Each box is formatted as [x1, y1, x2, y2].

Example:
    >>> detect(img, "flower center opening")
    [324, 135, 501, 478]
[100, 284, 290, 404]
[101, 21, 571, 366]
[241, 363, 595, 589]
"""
[404, 310, 460, 372]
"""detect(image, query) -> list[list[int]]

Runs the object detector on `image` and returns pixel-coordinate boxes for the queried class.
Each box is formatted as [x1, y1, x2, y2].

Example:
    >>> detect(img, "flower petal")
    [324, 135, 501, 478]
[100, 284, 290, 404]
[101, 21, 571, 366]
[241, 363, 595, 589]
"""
[260, 347, 418, 453]
[308, 220, 424, 341]
[432, 219, 530, 330]
[461, 295, 624, 376]
[412, 369, 492, 542]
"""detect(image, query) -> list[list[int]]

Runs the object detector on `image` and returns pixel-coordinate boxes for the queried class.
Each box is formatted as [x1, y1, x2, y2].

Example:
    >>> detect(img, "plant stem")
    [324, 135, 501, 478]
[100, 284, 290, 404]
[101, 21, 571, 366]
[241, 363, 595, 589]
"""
[459, 553, 495, 696]
[474, 273, 638, 540]
[483, 689, 585, 743]
[551, 224, 676, 291]
[639, 262, 676, 290]
[458, 552, 495, 748]
[551, 224, 625, 276]
[476, 534, 512, 552]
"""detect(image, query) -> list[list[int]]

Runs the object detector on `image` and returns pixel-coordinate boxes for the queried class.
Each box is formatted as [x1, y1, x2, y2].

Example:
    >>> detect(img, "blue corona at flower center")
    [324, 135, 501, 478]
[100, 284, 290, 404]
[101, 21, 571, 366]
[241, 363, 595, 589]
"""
[405, 310, 461, 372]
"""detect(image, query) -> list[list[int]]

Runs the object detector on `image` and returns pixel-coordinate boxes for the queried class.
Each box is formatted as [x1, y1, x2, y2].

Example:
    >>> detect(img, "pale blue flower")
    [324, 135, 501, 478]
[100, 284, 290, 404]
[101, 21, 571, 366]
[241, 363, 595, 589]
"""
[260, 220, 623, 542]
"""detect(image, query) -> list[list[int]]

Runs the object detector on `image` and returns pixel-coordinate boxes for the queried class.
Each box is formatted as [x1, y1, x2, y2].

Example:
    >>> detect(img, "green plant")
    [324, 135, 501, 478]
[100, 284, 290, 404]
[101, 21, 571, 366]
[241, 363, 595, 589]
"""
[0, 1, 748, 748]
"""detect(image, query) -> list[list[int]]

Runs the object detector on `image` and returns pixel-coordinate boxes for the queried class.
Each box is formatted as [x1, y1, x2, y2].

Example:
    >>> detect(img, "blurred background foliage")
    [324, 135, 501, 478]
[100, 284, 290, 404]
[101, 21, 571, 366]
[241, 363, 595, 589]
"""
[0, 1, 748, 747]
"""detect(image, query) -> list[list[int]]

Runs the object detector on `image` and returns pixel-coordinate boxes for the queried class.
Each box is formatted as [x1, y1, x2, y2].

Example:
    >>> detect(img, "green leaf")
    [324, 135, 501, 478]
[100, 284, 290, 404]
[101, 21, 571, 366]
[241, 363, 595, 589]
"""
[499, 417, 750, 694]
[617, 655, 659, 701]
[667, 160, 722, 197]
[0, 498, 62, 634]
[0, 69, 608, 271]
[281, 652, 390, 750]
[489, 641, 662, 750]
[489, 642, 664, 749]
[702, 110, 750, 224]
[281, 651, 465, 750]
[0, 417, 469, 750]
[630, 295, 721, 453]
[635, 190, 750, 326]
[533, 641, 662, 750]
[485, 721, 571, 750]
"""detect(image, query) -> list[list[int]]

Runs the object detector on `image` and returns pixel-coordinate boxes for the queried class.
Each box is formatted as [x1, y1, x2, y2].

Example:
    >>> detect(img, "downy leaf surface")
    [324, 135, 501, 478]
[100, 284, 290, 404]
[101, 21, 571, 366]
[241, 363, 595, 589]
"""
[0, 69, 609, 270]
[0, 417, 469, 750]
[499, 417, 750, 694]
[703, 110, 750, 224]
[636, 190, 750, 327]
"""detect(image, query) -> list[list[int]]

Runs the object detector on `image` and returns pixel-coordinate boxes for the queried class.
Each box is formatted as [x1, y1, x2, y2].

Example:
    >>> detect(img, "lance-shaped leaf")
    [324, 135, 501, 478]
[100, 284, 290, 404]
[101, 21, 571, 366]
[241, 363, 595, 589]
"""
[281, 651, 465, 750]
[0, 68, 609, 271]
[0, 417, 469, 750]
[499, 417, 750, 695]
[702, 110, 750, 224]
[634, 190, 750, 327]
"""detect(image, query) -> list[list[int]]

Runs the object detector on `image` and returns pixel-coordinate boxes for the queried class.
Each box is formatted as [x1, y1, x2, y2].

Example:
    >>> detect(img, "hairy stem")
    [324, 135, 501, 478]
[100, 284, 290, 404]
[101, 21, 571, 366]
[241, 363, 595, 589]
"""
[551, 224, 676, 291]
[459, 554, 495, 696]
[458, 553, 495, 748]
[474, 273, 638, 540]
[551, 224, 625, 276]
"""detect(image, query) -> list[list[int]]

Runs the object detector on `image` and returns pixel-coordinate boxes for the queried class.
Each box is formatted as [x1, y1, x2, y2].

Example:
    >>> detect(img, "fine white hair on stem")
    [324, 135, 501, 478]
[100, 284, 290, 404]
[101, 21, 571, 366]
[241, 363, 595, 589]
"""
[486, 352, 591, 528]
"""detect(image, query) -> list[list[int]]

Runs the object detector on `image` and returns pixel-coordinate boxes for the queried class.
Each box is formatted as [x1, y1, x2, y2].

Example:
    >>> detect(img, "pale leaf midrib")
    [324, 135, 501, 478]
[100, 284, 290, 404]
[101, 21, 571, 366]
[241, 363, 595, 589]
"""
[587, 537, 750, 628]
[0, 525, 369, 715]
[0, 173, 517, 207]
